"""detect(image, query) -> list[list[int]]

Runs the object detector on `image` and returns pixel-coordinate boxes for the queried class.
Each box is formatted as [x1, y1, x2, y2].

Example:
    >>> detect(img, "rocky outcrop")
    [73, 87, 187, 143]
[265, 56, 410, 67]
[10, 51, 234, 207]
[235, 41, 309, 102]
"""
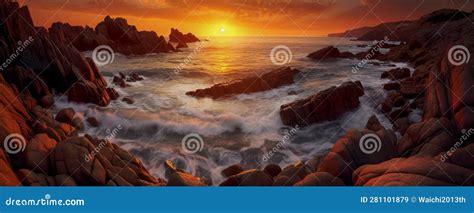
[169, 28, 200, 43]
[0, 0, 114, 106]
[280, 81, 364, 127]
[186, 67, 301, 99]
[307, 46, 354, 60]
[50, 16, 175, 55]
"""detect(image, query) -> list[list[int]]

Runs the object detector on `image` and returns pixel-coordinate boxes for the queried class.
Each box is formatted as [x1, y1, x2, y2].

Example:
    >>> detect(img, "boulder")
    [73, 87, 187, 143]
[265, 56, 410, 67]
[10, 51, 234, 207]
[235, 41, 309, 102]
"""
[187, 67, 300, 99]
[55, 108, 75, 124]
[221, 164, 244, 178]
[280, 81, 364, 127]
[86, 117, 100, 127]
[25, 134, 57, 174]
[317, 129, 398, 184]
[167, 172, 207, 186]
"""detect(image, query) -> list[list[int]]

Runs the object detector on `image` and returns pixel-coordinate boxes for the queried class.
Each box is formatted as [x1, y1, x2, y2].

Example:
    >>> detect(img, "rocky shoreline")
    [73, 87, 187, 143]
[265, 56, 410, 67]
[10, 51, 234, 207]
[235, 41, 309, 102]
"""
[0, 1, 472, 186]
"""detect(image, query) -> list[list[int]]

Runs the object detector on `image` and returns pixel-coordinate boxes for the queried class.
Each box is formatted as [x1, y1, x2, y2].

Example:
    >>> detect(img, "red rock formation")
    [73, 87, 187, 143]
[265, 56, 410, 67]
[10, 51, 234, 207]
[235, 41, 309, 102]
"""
[280, 81, 364, 127]
[186, 67, 301, 99]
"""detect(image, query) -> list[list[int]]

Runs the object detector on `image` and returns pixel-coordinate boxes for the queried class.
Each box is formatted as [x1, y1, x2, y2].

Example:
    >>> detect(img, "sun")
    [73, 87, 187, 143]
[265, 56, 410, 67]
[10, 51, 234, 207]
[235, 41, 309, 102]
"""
[220, 27, 225, 33]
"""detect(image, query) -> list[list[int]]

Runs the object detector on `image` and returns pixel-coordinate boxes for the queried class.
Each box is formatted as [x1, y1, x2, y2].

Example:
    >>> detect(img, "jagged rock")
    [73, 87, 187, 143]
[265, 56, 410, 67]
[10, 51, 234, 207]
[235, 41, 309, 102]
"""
[169, 28, 200, 43]
[280, 81, 364, 127]
[187, 67, 300, 99]
[51, 16, 174, 55]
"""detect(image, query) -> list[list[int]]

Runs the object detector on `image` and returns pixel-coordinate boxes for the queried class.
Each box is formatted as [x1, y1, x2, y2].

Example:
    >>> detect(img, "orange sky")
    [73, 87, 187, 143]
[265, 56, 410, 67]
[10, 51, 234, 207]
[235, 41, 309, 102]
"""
[23, 0, 474, 37]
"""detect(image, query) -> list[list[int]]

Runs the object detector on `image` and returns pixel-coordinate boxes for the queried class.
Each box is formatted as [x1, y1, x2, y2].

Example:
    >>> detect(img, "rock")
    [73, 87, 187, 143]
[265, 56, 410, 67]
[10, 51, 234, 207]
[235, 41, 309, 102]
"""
[122, 97, 135, 104]
[280, 81, 364, 127]
[399, 76, 425, 99]
[176, 42, 188, 49]
[127, 73, 144, 82]
[273, 162, 311, 186]
[317, 129, 399, 184]
[187, 67, 300, 99]
[354, 157, 473, 186]
[86, 117, 100, 127]
[393, 118, 411, 135]
[51, 16, 174, 55]
[169, 28, 200, 43]
[398, 118, 456, 157]
[221, 164, 244, 178]
[106, 88, 120, 100]
[167, 172, 207, 186]
[383, 82, 400, 91]
[112, 76, 130, 88]
[0, 150, 21, 186]
[365, 115, 384, 132]
[55, 108, 75, 124]
[381, 68, 411, 80]
[294, 172, 345, 186]
[50, 137, 107, 185]
[305, 156, 325, 173]
[263, 164, 282, 178]
[25, 134, 57, 174]
[39, 95, 55, 108]
[71, 117, 84, 131]
[307, 46, 354, 60]
[68, 81, 111, 106]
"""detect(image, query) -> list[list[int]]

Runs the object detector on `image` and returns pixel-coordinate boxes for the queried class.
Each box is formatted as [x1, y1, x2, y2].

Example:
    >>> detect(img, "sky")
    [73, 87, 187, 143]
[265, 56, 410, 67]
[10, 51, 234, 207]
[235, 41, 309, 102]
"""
[22, 0, 474, 37]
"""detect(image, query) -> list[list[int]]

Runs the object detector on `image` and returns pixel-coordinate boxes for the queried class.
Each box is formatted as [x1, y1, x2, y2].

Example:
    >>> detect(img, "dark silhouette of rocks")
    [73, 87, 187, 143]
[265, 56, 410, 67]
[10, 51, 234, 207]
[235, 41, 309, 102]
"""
[169, 28, 200, 43]
[50, 16, 176, 55]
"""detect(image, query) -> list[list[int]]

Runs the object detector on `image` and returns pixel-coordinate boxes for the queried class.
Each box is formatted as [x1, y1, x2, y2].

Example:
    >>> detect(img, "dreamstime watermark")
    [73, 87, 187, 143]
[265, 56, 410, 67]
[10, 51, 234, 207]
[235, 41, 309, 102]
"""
[262, 125, 300, 162]
[173, 37, 210, 76]
[447, 45, 470, 66]
[359, 133, 382, 154]
[0, 36, 34, 71]
[84, 125, 123, 162]
[270, 45, 293, 66]
[440, 128, 473, 162]
[181, 133, 204, 154]
[92, 45, 115, 67]
[3, 134, 26, 155]
[351, 36, 390, 73]
[5, 194, 85, 207]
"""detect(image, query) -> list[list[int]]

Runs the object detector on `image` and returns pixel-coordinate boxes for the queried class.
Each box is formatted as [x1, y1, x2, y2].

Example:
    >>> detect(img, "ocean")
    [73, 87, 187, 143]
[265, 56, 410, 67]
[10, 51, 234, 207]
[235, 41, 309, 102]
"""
[56, 36, 414, 185]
